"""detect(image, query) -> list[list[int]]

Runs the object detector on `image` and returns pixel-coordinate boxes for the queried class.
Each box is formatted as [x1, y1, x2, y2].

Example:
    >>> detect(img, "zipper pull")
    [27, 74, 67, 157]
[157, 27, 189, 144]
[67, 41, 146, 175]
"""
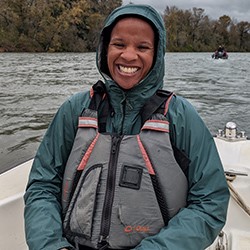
[98, 235, 109, 249]
[111, 136, 119, 154]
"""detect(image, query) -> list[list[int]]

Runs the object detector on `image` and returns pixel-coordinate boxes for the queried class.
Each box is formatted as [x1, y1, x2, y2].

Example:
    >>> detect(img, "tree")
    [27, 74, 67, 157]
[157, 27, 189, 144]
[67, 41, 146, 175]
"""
[164, 6, 192, 51]
[0, 0, 33, 51]
[236, 21, 250, 51]
[212, 15, 232, 47]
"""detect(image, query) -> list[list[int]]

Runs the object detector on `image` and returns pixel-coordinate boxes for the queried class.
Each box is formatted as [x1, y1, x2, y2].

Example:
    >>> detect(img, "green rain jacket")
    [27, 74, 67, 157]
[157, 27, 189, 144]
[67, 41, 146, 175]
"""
[24, 4, 229, 250]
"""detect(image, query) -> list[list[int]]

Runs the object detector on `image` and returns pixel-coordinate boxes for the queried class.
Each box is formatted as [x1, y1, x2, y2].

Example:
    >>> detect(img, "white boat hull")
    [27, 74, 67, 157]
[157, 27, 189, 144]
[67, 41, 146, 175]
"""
[0, 159, 32, 250]
[0, 137, 249, 250]
[207, 138, 250, 250]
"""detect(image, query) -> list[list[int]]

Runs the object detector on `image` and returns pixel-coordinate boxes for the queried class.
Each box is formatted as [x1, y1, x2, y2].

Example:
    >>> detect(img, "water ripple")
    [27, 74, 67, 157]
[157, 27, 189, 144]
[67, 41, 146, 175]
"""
[1, 52, 249, 171]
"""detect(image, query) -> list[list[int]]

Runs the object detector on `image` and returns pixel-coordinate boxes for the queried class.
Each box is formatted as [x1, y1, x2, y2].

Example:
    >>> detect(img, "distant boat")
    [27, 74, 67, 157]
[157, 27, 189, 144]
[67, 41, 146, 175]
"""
[212, 50, 229, 59]
[0, 122, 249, 250]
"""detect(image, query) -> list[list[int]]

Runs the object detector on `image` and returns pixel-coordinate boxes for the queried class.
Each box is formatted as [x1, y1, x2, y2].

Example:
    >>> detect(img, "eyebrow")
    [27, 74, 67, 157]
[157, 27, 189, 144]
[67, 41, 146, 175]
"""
[110, 37, 153, 46]
[109, 38, 123, 42]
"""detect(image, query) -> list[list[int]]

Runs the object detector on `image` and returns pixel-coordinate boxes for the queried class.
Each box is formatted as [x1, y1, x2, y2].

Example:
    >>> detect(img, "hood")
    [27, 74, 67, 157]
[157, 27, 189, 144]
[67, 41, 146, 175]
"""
[96, 4, 166, 103]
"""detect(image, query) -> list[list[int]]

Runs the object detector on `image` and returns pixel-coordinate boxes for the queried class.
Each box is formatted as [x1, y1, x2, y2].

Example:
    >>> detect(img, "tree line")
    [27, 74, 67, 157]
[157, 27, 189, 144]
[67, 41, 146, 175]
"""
[164, 6, 250, 52]
[0, 0, 249, 52]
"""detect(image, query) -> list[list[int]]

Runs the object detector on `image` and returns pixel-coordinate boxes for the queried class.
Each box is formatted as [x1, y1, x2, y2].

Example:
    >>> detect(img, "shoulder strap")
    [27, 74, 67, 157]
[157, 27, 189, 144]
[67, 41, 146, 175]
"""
[89, 80, 106, 110]
[140, 89, 173, 125]
[140, 89, 190, 176]
[88, 80, 111, 133]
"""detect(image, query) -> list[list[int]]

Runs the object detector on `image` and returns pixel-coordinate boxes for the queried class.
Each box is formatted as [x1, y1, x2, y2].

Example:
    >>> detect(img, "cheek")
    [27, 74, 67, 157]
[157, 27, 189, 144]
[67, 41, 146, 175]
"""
[145, 54, 154, 71]
[107, 49, 115, 72]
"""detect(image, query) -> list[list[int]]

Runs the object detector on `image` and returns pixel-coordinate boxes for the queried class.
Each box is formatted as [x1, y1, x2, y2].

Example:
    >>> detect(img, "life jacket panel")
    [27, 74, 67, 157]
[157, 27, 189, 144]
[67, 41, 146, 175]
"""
[62, 109, 98, 214]
[62, 87, 188, 249]
[139, 114, 187, 218]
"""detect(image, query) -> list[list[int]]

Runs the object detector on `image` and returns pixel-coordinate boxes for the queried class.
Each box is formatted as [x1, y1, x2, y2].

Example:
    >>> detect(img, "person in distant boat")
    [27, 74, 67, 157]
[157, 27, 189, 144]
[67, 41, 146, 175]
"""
[217, 45, 224, 52]
[24, 4, 229, 250]
[213, 45, 228, 59]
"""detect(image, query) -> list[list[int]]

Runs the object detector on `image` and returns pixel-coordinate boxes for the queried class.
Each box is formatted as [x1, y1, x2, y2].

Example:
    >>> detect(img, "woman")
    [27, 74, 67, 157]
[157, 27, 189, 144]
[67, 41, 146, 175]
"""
[24, 4, 229, 250]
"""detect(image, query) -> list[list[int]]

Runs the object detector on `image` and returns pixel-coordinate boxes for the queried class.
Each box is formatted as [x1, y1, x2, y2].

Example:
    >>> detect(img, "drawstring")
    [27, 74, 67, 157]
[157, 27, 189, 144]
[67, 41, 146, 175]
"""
[225, 173, 250, 216]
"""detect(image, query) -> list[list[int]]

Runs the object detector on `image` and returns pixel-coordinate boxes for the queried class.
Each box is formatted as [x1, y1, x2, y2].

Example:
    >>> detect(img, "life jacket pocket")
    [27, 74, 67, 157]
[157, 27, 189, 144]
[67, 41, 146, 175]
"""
[63, 164, 102, 238]
[105, 165, 165, 249]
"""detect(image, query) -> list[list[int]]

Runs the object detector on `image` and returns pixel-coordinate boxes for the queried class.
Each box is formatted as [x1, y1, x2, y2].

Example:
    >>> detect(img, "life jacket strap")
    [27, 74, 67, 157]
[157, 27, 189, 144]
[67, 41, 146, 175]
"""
[89, 80, 106, 110]
[140, 89, 173, 125]
[88, 80, 111, 132]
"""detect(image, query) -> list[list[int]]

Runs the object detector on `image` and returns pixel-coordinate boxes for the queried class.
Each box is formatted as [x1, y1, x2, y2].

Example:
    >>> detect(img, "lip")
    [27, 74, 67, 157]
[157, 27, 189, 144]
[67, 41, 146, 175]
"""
[117, 64, 140, 75]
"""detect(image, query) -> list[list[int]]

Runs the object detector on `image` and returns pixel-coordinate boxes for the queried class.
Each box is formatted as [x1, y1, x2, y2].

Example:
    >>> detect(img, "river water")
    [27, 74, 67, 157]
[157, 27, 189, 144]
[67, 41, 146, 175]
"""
[0, 52, 249, 173]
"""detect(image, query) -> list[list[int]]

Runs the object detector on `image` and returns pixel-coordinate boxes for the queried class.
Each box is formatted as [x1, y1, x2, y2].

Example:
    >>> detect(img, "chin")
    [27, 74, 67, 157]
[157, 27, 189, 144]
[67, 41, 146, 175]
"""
[115, 78, 140, 89]
[118, 82, 137, 90]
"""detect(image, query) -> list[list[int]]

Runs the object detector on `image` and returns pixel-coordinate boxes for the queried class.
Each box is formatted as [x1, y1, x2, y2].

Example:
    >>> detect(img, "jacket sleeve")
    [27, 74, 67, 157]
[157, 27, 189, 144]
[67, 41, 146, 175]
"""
[134, 96, 230, 250]
[24, 92, 89, 250]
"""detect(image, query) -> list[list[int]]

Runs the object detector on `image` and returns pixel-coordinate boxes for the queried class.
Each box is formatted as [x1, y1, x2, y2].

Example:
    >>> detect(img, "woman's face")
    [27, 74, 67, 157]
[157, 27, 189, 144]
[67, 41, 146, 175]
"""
[107, 17, 155, 89]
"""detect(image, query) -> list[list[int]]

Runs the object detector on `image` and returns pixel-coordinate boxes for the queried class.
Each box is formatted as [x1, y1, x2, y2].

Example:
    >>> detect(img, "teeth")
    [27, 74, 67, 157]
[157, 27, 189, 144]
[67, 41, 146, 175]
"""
[119, 65, 138, 74]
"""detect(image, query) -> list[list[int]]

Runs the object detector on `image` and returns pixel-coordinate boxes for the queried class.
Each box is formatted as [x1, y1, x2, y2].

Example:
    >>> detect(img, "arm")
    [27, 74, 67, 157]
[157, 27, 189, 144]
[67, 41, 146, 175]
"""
[24, 92, 89, 250]
[134, 96, 229, 249]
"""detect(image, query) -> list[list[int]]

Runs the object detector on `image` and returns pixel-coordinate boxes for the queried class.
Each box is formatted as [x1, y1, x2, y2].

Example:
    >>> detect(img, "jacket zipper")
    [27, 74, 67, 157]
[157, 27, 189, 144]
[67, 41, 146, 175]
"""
[120, 93, 127, 134]
[98, 135, 122, 248]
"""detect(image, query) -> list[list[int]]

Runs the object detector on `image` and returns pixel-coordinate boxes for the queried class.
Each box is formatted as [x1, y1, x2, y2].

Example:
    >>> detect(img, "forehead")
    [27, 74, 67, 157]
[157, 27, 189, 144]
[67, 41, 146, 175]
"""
[111, 17, 154, 34]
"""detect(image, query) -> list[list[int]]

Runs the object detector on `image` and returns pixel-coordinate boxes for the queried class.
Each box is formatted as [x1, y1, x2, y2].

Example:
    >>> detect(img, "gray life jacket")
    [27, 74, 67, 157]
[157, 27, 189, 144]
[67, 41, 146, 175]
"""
[62, 81, 189, 249]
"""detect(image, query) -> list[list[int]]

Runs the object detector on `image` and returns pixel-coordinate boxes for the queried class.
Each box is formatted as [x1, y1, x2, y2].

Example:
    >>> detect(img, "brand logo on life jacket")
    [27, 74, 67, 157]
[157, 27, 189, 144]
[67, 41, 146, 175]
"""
[124, 225, 150, 233]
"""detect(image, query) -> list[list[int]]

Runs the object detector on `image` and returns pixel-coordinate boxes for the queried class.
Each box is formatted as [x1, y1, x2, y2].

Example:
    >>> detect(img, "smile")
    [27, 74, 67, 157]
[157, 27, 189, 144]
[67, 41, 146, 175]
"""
[119, 65, 139, 74]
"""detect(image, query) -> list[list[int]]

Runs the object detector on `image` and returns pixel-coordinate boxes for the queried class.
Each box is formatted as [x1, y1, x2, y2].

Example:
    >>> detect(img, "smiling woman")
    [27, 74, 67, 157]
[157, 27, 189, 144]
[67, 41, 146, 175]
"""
[24, 4, 229, 250]
[107, 17, 155, 89]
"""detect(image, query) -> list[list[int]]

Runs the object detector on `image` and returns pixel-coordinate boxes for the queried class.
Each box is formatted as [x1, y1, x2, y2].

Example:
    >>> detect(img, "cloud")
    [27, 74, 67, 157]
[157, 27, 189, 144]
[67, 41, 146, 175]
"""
[122, 0, 250, 22]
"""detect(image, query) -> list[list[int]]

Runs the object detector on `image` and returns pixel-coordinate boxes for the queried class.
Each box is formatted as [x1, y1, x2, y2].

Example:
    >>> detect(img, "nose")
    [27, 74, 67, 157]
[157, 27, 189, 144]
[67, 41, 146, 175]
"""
[120, 47, 138, 61]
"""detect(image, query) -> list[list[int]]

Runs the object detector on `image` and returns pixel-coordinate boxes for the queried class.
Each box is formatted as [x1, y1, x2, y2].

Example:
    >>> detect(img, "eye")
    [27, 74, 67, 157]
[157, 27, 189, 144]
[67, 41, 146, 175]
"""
[138, 45, 153, 52]
[110, 43, 125, 49]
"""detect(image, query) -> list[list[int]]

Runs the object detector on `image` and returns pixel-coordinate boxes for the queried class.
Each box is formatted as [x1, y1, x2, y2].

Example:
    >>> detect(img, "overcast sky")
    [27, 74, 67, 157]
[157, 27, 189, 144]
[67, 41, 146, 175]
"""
[123, 0, 250, 22]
